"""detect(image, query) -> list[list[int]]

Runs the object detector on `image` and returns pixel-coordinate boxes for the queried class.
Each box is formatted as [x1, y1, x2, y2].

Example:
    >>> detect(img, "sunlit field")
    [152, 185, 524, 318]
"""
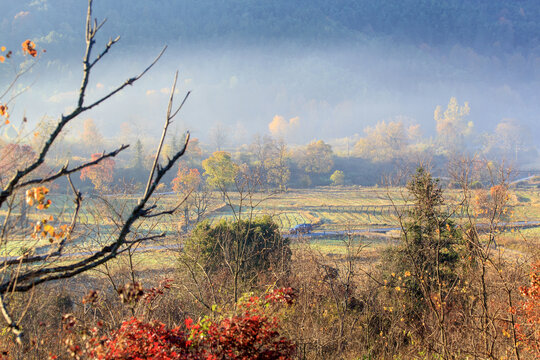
[3, 185, 538, 261]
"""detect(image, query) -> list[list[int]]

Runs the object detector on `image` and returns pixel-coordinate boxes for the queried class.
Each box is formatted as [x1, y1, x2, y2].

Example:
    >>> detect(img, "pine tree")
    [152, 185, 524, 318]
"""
[382, 167, 463, 319]
[133, 138, 144, 168]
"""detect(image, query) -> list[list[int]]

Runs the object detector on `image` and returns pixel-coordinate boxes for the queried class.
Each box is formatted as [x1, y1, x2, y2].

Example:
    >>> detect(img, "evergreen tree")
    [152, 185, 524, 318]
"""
[382, 167, 463, 319]
[133, 138, 144, 168]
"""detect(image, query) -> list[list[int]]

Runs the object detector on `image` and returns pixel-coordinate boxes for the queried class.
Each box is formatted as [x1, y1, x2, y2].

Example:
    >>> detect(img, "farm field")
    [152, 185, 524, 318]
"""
[204, 186, 540, 233]
[1, 185, 539, 258]
[205, 186, 406, 232]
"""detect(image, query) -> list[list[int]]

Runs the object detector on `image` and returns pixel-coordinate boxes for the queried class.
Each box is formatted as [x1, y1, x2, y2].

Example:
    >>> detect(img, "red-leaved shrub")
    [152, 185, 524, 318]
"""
[61, 287, 296, 360]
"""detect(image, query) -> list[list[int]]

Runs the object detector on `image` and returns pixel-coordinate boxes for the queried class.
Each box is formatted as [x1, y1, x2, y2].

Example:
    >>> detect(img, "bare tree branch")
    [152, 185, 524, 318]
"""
[89, 36, 120, 68]
[2, 175, 82, 266]
[0, 42, 163, 208]
[0, 0, 186, 293]
[81, 46, 166, 112]
[17, 144, 128, 188]
[0, 94, 190, 294]
[0, 294, 23, 345]
[144, 71, 190, 199]
[141, 189, 193, 218]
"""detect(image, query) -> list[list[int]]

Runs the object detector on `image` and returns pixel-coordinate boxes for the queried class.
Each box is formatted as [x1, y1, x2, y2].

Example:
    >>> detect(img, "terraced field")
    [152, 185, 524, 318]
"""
[199, 186, 540, 233]
[198, 186, 405, 232]
[2, 186, 539, 256]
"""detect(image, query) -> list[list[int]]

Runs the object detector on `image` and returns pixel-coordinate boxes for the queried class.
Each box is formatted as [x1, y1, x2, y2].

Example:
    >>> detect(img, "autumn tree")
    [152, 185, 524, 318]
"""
[80, 118, 104, 152]
[299, 140, 334, 174]
[330, 170, 345, 185]
[449, 157, 527, 359]
[250, 135, 290, 191]
[434, 97, 472, 154]
[249, 134, 273, 187]
[80, 153, 116, 192]
[494, 118, 528, 162]
[172, 162, 201, 194]
[202, 151, 239, 190]
[515, 260, 540, 357]
[354, 120, 420, 162]
[171, 161, 206, 227]
[266, 138, 291, 191]
[0, 143, 36, 183]
[179, 136, 203, 169]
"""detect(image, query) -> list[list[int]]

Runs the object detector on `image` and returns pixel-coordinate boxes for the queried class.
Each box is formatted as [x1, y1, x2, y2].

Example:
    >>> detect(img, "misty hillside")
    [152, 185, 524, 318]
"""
[2, 0, 540, 56]
[2, 0, 540, 146]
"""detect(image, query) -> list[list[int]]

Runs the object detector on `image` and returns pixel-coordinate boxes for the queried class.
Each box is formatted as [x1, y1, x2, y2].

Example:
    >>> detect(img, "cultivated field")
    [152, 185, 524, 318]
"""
[2, 185, 539, 258]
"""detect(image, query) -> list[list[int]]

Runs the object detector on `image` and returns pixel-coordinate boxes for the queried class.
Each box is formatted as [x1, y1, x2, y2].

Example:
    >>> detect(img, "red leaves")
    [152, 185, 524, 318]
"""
[186, 287, 296, 360]
[172, 162, 202, 194]
[200, 314, 294, 360]
[264, 287, 296, 305]
[79, 288, 296, 360]
[89, 318, 195, 360]
[514, 261, 540, 356]
[143, 278, 173, 304]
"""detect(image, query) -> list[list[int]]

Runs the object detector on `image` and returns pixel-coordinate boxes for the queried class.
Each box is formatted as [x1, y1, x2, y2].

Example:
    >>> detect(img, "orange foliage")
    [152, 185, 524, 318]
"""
[0, 45, 9, 63]
[25, 186, 52, 210]
[33, 215, 68, 243]
[490, 184, 509, 204]
[80, 154, 115, 191]
[0, 104, 8, 122]
[21, 39, 37, 57]
[515, 261, 540, 356]
[171, 162, 202, 194]
[473, 185, 511, 218]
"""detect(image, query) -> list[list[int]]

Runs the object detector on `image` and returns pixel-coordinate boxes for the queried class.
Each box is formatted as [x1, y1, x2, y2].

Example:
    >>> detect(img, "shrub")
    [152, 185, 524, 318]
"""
[187, 288, 296, 360]
[184, 216, 291, 279]
[60, 288, 296, 360]
[330, 170, 345, 186]
[89, 318, 195, 360]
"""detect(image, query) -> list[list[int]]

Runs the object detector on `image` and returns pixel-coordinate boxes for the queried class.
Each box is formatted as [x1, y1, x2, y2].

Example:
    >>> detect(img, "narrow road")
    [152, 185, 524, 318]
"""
[284, 220, 540, 239]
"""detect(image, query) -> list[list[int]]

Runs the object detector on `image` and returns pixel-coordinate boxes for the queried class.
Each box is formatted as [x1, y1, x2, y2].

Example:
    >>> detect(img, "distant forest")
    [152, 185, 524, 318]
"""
[2, 0, 539, 56]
